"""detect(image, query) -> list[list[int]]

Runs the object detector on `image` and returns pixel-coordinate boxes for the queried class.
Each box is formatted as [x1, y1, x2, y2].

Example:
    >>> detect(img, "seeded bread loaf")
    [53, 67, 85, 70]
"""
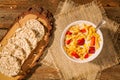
[0, 7, 54, 80]
[0, 19, 45, 77]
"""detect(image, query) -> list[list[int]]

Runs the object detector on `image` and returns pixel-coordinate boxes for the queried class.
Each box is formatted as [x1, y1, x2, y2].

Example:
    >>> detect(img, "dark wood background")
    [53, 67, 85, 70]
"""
[0, 0, 120, 29]
[0, 0, 120, 80]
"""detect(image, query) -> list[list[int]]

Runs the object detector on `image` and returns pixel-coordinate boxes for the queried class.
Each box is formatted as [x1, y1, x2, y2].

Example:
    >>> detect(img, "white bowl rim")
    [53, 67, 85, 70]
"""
[60, 20, 103, 63]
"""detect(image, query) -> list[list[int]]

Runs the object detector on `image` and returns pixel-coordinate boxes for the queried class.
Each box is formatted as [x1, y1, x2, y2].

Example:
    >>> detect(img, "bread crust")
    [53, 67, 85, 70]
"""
[0, 7, 54, 80]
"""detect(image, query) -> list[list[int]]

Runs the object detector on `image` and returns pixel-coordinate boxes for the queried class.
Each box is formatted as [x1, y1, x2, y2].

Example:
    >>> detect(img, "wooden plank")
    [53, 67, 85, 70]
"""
[0, 6, 30, 28]
[0, 23, 13, 28]
[0, 4, 30, 10]
[0, 13, 20, 28]
[0, 10, 27, 20]
[0, 0, 40, 5]
[0, 0, 61, 28]
[0, 30, 7, 41]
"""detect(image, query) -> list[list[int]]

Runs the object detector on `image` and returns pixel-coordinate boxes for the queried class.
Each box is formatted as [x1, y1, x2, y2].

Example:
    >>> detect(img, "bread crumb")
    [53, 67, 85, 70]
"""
[10, 6, 13, 9]
[0, 44, 2, 47]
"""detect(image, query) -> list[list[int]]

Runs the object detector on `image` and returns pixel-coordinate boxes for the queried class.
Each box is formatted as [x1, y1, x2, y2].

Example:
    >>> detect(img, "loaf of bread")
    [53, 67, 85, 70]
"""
[0, 19, 45, 77]
[0, 7, 54, 79]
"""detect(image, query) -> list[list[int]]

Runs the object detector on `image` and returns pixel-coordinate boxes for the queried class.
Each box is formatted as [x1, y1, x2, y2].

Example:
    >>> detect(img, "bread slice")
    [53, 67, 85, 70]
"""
[25, 19, 45, 41]
[1, 40, 26, 62]
[0, 20, 43, 77]
[15, 27, 38, 49]
[9, 37, 31, 58]
[13, 47, 26, 64]
[1, 42, 17, 56]
[0, 55, 21, 77]
[0, 7, 54, 80]
[14, 20, 45, 50]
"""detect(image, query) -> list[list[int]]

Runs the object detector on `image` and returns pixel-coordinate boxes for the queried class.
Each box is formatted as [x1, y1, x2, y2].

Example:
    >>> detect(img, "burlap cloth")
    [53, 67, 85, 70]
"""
[41, 0, 120, 80]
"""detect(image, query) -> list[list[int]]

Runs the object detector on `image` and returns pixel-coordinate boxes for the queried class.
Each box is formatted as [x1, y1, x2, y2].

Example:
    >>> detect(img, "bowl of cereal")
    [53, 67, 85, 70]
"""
[61, 20, 103, 63]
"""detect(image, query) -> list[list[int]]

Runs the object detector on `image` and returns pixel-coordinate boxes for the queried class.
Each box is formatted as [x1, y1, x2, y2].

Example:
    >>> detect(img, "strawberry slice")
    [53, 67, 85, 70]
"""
[66, 31, 72, 35]
[84, 53, 89, 58]
[89, 47, 95, 54]
[71, 51, 80, 58]
[77, 38, 85, 45]
[90, 36, 95, 46]
[66, 39, 71, 45]
[80, 29, 86, 33]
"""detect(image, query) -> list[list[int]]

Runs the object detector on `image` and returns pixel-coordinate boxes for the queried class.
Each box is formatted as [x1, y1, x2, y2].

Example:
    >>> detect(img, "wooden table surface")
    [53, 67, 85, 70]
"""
[0, 0, 120, 80]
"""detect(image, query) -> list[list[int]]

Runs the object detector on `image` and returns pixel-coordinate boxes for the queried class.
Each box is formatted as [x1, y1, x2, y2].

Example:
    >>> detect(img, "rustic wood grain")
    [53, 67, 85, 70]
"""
[0, 0, 120, 80]
[0, 30, 7, 40]
[0, 0, 119, 29]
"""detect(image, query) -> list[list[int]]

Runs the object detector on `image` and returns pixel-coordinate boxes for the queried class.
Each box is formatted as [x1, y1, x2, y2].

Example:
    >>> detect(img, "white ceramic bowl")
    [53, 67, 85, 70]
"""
[60, 20, 103, 63]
